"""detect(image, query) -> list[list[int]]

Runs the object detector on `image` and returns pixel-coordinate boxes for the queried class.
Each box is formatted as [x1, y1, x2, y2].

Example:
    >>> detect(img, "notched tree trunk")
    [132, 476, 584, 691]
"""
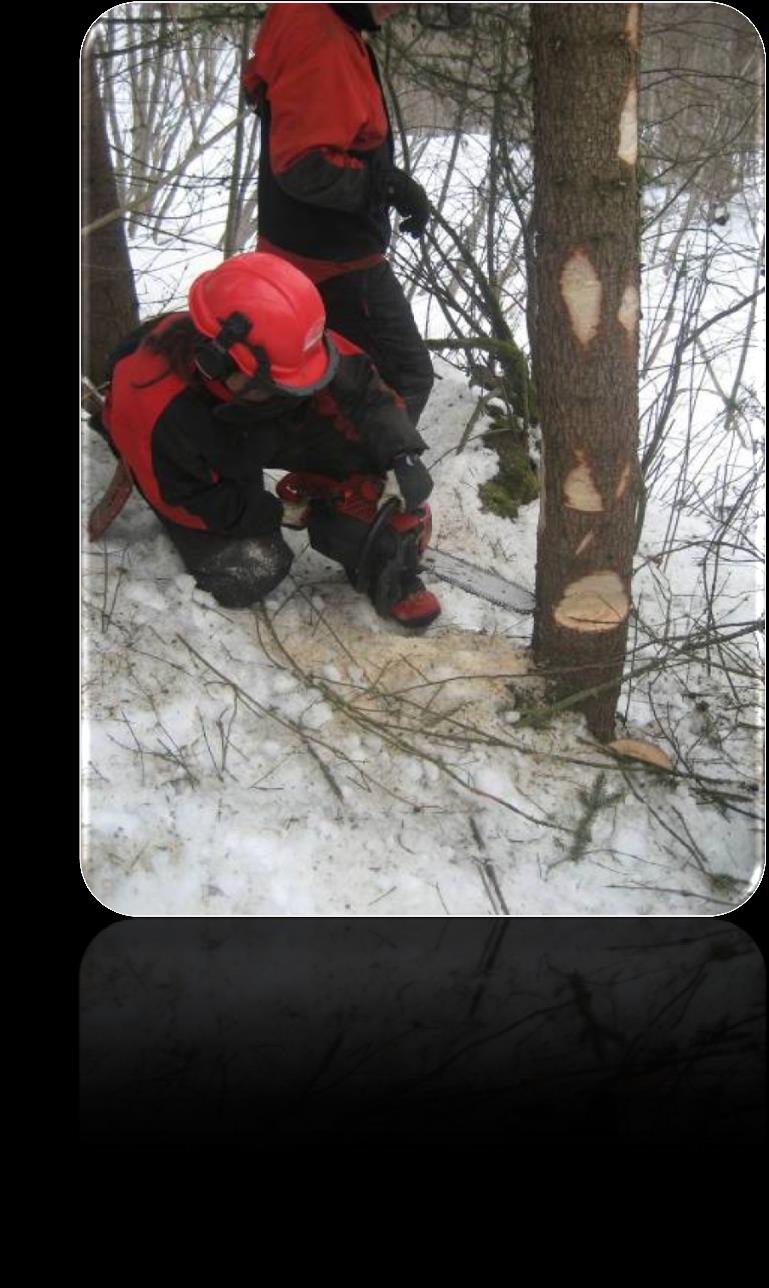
[531, 3, 643, 742]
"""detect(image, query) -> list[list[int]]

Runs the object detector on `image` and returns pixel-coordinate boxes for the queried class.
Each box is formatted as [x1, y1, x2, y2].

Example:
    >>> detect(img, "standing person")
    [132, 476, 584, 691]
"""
[95, 252, 441, 628]
[242, 3, 434, 427]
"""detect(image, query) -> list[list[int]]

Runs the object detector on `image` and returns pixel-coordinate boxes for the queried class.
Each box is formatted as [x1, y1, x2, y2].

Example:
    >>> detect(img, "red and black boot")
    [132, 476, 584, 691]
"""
[370, 505, 441, 628]
[389, 574, 442, 628]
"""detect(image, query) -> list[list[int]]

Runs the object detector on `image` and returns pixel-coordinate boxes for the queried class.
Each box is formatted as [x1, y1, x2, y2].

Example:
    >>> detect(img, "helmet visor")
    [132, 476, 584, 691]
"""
[240, 332, 340, 398]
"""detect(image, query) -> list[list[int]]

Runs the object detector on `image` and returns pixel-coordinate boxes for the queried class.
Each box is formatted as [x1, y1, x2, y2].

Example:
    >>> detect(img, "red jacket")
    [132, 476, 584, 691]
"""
[243, 3, 395, 276]
[102, 315, 425, 538]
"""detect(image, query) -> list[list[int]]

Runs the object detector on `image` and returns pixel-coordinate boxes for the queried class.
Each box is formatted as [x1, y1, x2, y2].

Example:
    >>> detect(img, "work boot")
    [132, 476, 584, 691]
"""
[388, 574, 441, 629]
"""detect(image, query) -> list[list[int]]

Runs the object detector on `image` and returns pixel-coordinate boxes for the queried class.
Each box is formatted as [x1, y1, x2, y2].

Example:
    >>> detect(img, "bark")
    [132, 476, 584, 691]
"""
[531, 3, 643, 743]
[223, 20, 254, 257]
[81, 37, 140, 388]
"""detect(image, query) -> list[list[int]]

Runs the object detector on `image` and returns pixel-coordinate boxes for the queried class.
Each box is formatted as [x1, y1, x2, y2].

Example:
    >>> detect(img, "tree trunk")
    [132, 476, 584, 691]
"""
[531, 3, 643, 742]
[81, 35, 140, 389]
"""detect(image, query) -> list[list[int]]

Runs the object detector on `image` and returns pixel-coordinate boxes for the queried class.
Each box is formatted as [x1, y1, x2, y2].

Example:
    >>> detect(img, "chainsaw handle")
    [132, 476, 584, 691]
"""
[276, 472, 346, 504]
[352, 497, 401, 594]
[276, 472, 386, 507]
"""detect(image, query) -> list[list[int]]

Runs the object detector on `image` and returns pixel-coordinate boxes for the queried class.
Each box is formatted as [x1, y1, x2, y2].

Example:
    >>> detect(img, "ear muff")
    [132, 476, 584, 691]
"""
[194, 312, 255, 382]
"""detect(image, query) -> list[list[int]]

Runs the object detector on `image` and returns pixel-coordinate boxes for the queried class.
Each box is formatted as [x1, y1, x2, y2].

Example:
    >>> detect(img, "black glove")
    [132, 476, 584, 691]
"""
[384, 452, 433, 511]
[384, 167, 431, 237]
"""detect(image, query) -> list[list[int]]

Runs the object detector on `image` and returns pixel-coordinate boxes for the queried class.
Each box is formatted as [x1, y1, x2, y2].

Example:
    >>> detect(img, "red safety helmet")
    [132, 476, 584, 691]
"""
[188, 252, 338, 395]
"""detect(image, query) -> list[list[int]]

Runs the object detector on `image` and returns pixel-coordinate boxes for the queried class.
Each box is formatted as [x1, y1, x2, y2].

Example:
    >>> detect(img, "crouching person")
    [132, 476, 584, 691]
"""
[96, 251, 441, 628]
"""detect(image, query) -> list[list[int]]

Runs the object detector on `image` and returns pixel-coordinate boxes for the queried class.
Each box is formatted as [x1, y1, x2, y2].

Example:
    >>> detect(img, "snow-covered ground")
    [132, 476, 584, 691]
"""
[81, 349, 763, 916]
[82, 32, 764, 915]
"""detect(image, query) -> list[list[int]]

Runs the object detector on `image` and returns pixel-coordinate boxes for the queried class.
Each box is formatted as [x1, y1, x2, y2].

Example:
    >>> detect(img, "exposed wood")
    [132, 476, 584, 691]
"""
[531, 4, 644, 742]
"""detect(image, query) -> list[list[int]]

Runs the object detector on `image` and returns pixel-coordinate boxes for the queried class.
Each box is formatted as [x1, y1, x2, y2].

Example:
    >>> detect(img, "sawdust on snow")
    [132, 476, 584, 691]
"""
[269, 618, 538, 736]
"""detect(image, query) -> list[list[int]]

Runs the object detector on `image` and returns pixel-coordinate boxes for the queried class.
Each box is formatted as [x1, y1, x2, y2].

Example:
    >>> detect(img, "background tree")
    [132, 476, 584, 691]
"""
[81, 32, 140, 389]
[81, 5, 265, 315]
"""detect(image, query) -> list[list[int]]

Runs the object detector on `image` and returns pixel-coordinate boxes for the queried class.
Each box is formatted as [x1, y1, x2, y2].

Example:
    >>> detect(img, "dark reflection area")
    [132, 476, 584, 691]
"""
[80, 920, 764, 1151]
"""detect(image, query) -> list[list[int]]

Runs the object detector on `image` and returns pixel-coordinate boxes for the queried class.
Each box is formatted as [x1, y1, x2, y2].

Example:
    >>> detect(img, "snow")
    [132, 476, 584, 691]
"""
[82, 61, 764, 917]
[81, 344, 764, 916]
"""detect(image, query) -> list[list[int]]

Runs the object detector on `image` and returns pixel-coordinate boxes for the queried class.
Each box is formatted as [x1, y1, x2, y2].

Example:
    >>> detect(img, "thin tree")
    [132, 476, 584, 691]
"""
[81, 31, 140, 389]
[530, 3, 644, 742]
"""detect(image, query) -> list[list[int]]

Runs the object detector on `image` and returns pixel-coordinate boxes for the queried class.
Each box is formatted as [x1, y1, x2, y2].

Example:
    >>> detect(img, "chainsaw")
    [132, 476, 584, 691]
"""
[276, 473, 536, 616]
[421, 546, 535, 615]
[87, 456, 536, 615]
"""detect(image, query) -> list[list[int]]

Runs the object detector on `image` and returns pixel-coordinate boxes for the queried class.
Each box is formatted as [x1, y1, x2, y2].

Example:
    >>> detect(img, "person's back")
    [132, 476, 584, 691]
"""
[246, 3, 394, 269]
[243, 3, 434, 426]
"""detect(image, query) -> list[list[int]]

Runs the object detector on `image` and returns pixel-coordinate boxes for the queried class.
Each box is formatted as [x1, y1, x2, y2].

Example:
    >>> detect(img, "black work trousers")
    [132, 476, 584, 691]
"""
[319, 260, 434, 427]
[156, 413, 382, 610]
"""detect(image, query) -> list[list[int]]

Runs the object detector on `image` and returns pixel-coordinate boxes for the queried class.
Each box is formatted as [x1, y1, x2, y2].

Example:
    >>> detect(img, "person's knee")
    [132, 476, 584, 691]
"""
[194, 534, 294, 608]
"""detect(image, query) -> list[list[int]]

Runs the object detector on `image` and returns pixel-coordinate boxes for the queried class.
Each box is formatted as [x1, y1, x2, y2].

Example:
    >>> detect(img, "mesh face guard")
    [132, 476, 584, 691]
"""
[194, 311, 339, 397]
